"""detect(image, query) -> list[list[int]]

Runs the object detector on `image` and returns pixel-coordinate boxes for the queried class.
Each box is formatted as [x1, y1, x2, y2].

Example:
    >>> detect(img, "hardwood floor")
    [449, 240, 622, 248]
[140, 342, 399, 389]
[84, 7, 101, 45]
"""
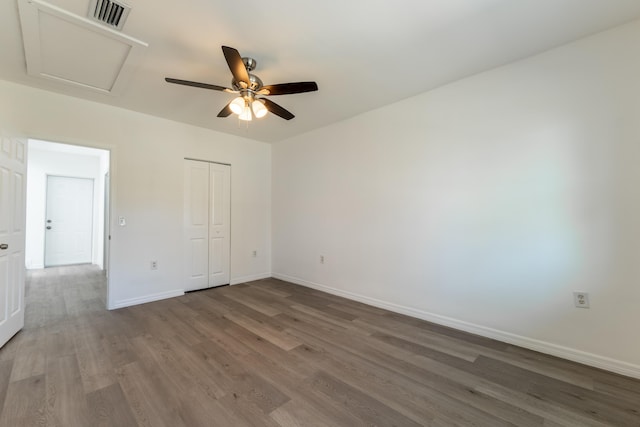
[0, 265, 638, 426]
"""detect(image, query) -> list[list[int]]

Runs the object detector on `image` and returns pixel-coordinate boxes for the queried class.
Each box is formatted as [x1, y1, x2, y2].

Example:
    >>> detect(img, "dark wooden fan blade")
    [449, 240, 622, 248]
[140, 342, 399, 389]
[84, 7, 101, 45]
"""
[261, 98, 295, 120]
[222, 46, 250, 86]
[165, 77, 232, 92]
[217, 102, 233, 118]
[259, 82, 318, 96]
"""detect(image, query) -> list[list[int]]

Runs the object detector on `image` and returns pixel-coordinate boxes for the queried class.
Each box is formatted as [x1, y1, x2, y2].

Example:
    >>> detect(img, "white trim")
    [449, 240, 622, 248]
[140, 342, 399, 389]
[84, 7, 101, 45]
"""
[272, 273, 640, 380]
[26, 264, 45, 270]
[230, 272, 271, 285]
[109, 289, 184, 310]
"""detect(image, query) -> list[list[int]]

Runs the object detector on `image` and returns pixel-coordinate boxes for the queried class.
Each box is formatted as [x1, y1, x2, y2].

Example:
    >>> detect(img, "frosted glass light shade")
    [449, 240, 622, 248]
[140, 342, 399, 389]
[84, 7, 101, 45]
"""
[238, 105, 252, 121]
[229, 97, 245, 114]
[252, 100, 268, 118]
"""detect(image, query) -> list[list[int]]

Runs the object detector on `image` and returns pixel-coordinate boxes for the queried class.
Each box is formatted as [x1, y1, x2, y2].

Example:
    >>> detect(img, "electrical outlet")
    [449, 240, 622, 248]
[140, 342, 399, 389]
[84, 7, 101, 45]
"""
[150, 260, 158, 270]
[320, 255, 325, 264]
[118, 216, 126, 226]
[252, 250, 257, 257]
[573, 292, 590, 308]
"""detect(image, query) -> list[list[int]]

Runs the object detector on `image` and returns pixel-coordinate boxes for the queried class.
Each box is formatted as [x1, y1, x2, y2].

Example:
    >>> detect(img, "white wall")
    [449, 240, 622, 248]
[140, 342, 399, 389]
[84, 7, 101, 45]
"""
[25, 142, 108, 269]
[0, 79, 271, 309]
[272, 20, 640, 377]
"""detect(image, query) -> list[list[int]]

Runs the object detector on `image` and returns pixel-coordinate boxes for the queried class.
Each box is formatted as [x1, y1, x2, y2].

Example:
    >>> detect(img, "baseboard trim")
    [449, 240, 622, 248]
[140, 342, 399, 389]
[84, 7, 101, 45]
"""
[109, 289, 184, 310]
[272, 272, 640, 379]
[230, 272, 272, 285]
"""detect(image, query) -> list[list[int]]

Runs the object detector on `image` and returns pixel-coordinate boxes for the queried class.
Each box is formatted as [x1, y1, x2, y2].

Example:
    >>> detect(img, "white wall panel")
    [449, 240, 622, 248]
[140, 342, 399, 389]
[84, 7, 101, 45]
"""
[273, 19, 640, 376]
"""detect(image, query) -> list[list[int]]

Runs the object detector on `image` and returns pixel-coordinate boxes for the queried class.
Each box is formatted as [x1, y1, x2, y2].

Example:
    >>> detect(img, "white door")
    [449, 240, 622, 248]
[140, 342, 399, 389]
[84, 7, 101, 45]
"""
[0, 136, 27, 348]
[184, 160, 230, 291]
[208, 163, 230, 287]
[44, 176, 94, 267]
[184, 161, 210, 291]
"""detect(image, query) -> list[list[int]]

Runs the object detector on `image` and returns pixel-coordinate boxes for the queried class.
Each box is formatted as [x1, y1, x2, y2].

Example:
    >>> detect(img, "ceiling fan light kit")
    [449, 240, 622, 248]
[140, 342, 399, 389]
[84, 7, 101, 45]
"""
[229, 96, 246, 115]
[252, 99, 268, 118]
[166, 46, 318, 122]
[238, 103, 252, 121]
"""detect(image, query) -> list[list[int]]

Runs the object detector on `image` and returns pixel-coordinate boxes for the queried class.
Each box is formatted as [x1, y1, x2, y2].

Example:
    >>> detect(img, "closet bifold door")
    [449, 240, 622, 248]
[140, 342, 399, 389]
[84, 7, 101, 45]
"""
[208, 163, 230, 287]
[183, 159, 230, 292]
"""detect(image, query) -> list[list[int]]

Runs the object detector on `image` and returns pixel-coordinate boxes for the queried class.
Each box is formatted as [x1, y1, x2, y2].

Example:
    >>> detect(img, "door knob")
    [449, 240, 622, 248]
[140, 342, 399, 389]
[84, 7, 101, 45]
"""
[46, 226, 52, 230]
[47, 219, 52, 223]
[0, 244, 7, 250]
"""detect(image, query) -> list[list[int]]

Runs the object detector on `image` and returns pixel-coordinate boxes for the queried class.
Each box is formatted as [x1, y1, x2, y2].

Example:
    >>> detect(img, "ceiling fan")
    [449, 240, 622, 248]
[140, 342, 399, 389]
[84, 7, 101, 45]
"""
[165, 46, 318, 121]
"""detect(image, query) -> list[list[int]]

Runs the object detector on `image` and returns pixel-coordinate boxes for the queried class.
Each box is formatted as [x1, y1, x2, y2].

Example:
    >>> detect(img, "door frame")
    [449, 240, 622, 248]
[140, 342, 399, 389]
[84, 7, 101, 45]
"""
[26, 138, 114, 309]
[103, 172, 110, 277]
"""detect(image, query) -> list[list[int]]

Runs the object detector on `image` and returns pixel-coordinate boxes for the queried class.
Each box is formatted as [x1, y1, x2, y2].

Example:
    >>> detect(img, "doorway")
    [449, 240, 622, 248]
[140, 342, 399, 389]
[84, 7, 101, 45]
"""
[25, 139, 110, 305]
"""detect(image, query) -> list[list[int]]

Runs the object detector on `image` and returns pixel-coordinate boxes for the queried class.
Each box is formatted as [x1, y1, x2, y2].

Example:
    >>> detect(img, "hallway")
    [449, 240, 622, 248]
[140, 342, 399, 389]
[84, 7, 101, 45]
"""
[24, 265, 107, 330]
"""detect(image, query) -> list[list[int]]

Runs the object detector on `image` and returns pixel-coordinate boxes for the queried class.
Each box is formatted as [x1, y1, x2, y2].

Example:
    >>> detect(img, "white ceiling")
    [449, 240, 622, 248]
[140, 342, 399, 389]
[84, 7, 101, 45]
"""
[2, 0, 640, 143]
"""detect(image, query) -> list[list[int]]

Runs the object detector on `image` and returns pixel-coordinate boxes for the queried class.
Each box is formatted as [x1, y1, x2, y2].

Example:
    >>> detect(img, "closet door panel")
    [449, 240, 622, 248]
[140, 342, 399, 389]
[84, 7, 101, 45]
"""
[184, 160, 209, 291]
[184, 160, 231, 291]
[208, 163, 230, 287]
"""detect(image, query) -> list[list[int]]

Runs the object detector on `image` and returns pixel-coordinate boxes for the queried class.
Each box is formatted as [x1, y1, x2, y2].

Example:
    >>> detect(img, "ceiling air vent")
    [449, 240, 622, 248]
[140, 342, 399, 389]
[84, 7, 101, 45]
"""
[88, 0, 131, 31]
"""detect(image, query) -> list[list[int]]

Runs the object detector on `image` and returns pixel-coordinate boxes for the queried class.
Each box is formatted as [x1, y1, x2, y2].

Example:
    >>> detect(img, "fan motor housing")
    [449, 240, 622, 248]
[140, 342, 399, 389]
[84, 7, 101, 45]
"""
[232, 73, 262, 92]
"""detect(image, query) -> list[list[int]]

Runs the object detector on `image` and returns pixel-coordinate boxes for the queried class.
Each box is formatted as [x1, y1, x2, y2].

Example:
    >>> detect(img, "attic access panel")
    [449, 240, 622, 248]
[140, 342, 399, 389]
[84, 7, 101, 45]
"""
[17, 0, 147, 95]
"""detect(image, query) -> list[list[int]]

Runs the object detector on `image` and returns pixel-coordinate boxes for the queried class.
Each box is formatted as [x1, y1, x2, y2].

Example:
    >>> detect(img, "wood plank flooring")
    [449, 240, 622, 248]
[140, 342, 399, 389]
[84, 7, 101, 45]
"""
[0, 265, 639, 426]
